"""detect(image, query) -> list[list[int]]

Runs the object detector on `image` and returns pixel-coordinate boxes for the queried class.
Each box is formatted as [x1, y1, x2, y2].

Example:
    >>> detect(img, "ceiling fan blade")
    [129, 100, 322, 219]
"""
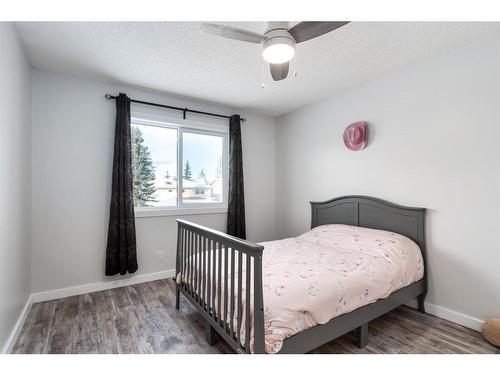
[270, 62, 289, 81]
[289, 21, 349, 43]
[201, 23, 265, 44]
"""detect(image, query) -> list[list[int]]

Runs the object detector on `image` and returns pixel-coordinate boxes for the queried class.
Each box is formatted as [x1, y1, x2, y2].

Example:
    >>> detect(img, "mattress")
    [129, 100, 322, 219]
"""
[178, 224, 424, 353]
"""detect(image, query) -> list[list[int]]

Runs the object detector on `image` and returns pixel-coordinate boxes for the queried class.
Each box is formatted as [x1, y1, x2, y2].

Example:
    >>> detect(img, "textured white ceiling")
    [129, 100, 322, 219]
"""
[14, 21, 500, 116]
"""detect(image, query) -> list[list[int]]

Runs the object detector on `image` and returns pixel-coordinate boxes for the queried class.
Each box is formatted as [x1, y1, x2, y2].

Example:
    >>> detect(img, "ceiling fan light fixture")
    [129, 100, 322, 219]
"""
[262, 36, 295, 64]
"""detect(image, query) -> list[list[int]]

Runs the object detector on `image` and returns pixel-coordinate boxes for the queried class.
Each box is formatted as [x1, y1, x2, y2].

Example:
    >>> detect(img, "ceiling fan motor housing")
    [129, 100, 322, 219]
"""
[263, 28, 296, 44]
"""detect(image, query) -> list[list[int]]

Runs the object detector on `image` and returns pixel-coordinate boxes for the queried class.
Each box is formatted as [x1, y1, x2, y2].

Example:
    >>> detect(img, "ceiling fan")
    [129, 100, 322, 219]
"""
[201, 21, 349, 81]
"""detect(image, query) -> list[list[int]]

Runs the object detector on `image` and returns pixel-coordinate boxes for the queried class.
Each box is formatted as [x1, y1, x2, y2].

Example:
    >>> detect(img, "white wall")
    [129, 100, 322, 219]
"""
[276, 33, 500, 326]
[31, 70, 276, 294]
[0, 23, 32, 352]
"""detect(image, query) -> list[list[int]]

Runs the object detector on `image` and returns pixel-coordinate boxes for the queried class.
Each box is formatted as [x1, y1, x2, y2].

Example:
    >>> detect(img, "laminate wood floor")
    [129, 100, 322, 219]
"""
[12, 279, 499, 354]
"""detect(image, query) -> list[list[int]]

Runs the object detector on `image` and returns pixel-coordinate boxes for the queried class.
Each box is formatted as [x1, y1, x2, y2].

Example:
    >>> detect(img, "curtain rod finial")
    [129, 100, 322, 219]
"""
[105, 94, 112, 100]
[241, 117, 247, 122]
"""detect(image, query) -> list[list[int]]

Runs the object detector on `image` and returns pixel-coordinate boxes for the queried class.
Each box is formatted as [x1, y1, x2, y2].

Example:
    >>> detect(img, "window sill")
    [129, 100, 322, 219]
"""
[134, 206, 228, 218]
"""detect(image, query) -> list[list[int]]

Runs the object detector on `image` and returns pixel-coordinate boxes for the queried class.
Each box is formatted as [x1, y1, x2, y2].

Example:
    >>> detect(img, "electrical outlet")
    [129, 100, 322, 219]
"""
[157, 250, 164, 262]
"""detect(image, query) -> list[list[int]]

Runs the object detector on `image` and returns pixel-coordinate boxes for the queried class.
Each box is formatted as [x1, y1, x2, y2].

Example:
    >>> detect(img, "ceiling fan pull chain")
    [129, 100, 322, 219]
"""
[260, 59, 267, 88]
[292, 52, 298, 77]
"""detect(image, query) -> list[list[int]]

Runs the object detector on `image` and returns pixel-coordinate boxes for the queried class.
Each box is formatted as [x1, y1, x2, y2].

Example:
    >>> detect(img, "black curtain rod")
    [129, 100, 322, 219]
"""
[104, 94, 246, 122]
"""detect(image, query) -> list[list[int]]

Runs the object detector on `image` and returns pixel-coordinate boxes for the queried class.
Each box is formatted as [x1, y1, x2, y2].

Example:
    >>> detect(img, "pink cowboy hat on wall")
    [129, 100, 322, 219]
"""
[343, 121, 368, 151]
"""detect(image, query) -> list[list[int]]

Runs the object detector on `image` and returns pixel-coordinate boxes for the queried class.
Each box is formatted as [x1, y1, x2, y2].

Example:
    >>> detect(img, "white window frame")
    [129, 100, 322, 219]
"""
[131, 111, 229, 218]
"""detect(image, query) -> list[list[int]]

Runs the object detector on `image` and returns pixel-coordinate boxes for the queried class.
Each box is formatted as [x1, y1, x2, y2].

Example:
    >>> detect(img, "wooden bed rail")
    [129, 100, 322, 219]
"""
[175, 219, 266, 354]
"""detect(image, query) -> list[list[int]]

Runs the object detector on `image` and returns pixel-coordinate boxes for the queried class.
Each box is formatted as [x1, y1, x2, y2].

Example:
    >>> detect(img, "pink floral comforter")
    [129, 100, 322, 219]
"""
[178, 224, 424, 353]
[259, 224, 424, 353]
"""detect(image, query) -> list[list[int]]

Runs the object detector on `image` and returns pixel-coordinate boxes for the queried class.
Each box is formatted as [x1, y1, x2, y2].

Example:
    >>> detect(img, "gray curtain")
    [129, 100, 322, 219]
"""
[227, 115, 246, 239]
[105, 93, 138, 275]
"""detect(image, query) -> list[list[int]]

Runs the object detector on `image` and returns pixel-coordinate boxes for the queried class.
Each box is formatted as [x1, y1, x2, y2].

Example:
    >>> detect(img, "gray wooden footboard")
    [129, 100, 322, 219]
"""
[175, 219, 266, 354]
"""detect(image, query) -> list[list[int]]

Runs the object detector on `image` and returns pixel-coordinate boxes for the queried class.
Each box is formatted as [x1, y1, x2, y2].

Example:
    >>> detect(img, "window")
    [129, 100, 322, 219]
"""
[130, 116, 228, 216]
[182, 132, 223, 204]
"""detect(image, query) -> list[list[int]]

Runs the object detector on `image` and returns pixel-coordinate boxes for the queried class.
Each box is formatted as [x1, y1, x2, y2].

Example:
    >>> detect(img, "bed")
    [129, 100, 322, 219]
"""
[174, 195, 427, 354]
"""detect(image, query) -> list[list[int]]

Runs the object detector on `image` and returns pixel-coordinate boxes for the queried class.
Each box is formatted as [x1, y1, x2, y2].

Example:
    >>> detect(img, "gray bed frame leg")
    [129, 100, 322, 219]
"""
[417, 293, 426, 313]
[355, 323, 368, 349]
[175, 284, 180, 310]
[205, 323, 219, 346]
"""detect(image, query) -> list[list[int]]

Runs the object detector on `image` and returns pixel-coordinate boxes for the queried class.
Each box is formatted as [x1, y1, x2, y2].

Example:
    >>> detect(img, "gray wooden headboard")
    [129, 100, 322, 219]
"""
[310, 195, 427, 263]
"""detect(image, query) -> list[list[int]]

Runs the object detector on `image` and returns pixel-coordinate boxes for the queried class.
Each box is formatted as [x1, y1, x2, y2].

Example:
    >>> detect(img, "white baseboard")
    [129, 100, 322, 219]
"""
[2, 295, 33, 354]
[31, 269, 176, 303]
[425, 302, 484, 331]
[406, 299, 483, 331]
